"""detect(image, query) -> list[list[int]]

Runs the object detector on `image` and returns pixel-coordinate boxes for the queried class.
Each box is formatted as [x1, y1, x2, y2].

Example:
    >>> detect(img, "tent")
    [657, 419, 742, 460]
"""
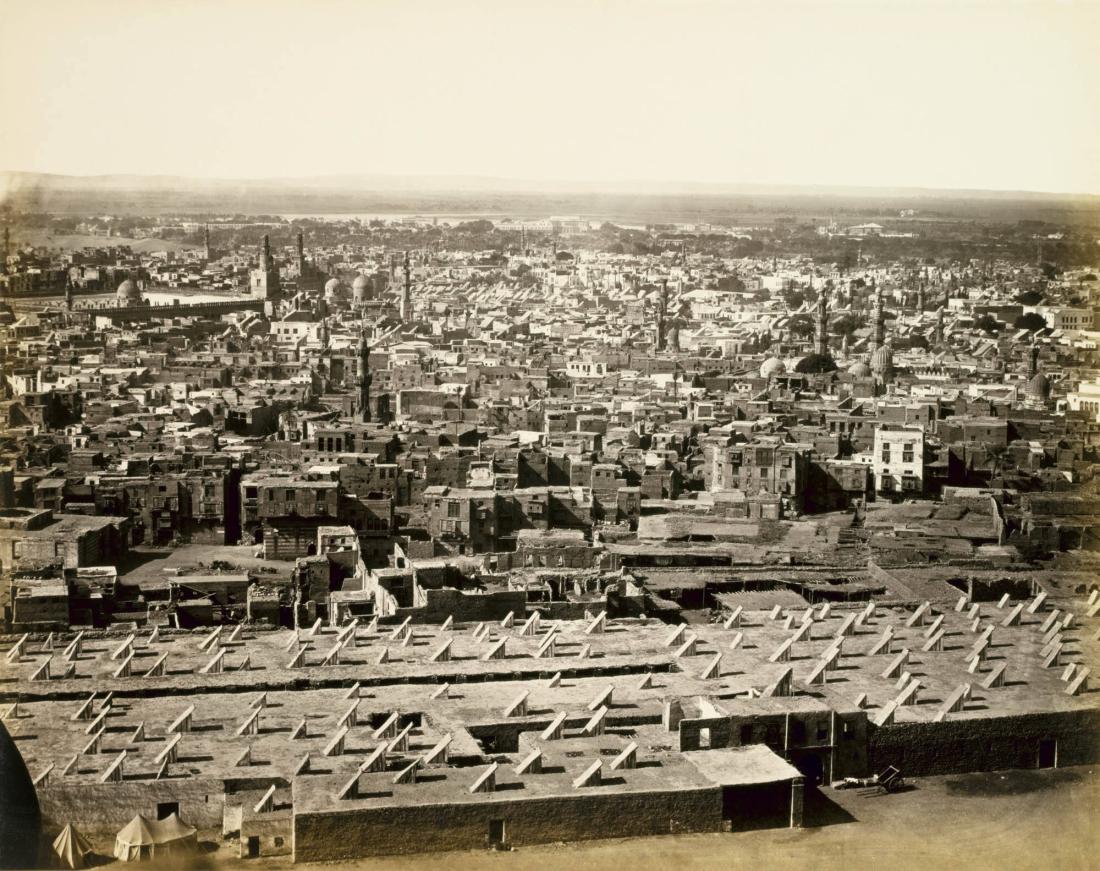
[114, 813, 198, 862]
[53, 824, 94, 869]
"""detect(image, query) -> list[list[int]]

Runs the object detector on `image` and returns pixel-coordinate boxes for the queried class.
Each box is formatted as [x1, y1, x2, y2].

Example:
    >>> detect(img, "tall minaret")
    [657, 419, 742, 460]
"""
[2, 226, 9, 274]
[935, 306, 945, 345]
[916, 273, 925, 313]
[1027, 343, 1039, 379]
[64, 271, 74, 312]
[869, 280, 884, 354]
[656, 279, 668, 351]
[814, 282, 829, 356]
[261, 234, 272, 270]
[297, 232, 306, 278]
[400, 251, 412, 323]
[203, 224, 211, 262]
[358, 326, 372, 423]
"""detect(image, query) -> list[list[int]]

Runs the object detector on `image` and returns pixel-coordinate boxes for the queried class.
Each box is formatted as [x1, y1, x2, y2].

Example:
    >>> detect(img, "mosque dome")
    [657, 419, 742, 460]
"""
[351, 273, 372, 303]
[759, 356, 786, 378]
[848, 360, 872, 377]
[0, 720, 41, 869]
[1026, 372, 1051, 401]
[870, 344, 894, 378]
[116, 278, 143, 304]
[323, 277, 348, 304]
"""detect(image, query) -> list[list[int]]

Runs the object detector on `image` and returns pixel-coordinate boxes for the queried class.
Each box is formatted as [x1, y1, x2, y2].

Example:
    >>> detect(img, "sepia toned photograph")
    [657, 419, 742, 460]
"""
[0, 1, 1098, 869]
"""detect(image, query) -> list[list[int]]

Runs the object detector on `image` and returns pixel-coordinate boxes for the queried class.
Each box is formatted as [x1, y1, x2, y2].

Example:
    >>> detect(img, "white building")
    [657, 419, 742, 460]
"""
[1065, 378, 1100, 421]
[872, 425, 924, 495]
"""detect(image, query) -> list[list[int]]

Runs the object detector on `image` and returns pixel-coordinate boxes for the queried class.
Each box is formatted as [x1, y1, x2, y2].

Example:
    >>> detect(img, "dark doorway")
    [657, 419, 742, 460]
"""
[247, 836, 260, 858]
[156, 802, 179, 820]
[488, 819, 506, 846]
[795, 752, 826, 786]
[1038, 739, 1057, 769]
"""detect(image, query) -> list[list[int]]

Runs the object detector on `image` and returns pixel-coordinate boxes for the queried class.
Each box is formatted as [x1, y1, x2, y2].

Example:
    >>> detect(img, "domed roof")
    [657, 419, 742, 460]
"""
[848, 360, 872, 377]
[759, 356, 786, 378]
[870, 344, 894, 376]
[323, 277, 348, 302]
[116, 278, 142, 303]
[1026, 372, 1051, 401]
[351, 273, 372, 302]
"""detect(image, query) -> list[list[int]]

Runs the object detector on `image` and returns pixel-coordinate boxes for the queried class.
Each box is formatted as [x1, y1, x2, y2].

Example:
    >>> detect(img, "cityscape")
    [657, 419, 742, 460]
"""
[1, 1, 1099, 870]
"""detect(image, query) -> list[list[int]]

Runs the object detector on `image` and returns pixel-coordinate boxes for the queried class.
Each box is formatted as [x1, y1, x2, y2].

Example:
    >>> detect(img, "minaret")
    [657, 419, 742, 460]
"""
[935, 306, 945, 345]
[400, 251, 412, 323]
[318, 316, 329, 349]
[814, 282, 829, 356]
[2, 226, 9, 274]
[358, 326, 372, 423]
[203, 224, 211, 262]
[656, 279, 668, 351]
[297, 231, 306, 278]
[64, 271, 74, 311]
[1027, 343, 1039, 379]
[916, 273, 925, 313]
[869, 280, 884, 354]
[260, 234, 271, 270]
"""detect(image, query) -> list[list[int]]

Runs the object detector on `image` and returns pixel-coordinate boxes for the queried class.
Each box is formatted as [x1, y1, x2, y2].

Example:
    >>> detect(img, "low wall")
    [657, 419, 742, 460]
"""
[394, 587, 526, 625]
[293, 787, 722, 862]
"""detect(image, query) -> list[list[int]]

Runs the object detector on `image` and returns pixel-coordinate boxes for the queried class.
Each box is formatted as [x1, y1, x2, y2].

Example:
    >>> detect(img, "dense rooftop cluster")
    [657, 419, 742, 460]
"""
[0, 213, 1098, 864]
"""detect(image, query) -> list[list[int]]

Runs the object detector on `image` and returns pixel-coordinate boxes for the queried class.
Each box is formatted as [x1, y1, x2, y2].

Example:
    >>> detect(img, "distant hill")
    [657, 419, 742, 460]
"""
[3, 170, 1099, 224]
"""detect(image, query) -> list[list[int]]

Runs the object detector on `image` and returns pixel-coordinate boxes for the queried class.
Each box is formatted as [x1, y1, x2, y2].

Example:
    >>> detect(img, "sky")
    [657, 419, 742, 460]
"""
[1, 0, 1098, 194]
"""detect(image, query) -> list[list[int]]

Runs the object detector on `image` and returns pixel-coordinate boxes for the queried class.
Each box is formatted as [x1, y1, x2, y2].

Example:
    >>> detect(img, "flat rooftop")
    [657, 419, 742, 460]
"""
[4, 592, 1098, 787]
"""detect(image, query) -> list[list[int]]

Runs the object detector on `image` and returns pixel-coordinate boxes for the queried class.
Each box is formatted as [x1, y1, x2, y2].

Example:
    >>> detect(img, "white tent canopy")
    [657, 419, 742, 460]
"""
[114, 813, 198, 862]
[53, 824, 94, 869]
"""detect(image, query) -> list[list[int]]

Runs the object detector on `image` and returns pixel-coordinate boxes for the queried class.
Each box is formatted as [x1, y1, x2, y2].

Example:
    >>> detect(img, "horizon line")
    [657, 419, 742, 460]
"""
[4, 169, 1100, 201]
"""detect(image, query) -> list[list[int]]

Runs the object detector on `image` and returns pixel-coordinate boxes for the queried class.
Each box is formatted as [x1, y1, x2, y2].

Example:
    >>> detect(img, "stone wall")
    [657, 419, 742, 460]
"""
[38, 778, 224, 834]
[293, 787, 722, 862]
[868, 709, 1100, 776]
[394, 587, 527, 625]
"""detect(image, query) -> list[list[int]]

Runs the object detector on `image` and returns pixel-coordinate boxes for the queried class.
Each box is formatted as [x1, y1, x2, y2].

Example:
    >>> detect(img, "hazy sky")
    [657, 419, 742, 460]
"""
[2, 0, 1098, 193]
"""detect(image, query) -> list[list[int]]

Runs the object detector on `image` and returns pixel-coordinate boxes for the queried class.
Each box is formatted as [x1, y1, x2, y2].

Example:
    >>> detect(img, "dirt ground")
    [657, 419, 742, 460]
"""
[116, 545, 295, 587]
[150, 764, 1100, 871]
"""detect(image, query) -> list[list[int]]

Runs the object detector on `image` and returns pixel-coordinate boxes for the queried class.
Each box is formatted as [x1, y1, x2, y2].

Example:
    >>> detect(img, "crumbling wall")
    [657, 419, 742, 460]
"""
[868, 709, 1100, 776]
[293, 787, 722, 862]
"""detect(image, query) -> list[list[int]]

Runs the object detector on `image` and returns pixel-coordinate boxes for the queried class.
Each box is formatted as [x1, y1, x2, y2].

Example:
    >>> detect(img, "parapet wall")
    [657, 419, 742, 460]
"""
[293, 787, 722, 862]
